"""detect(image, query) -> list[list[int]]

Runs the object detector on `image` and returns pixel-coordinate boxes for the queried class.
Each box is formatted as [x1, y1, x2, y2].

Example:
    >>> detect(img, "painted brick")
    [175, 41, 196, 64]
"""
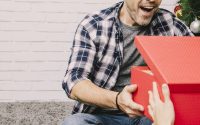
[0, 12, 12, 22]
[0, 91, 70, 101]
[0, 0, 175, 101]
[0, 1, 31, 12]
[12, 12, 46, 22]
[0, 81, 63, 91]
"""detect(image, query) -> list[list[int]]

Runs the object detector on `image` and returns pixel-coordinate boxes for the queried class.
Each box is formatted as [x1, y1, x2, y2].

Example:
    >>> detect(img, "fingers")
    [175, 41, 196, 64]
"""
[126, 108, 143, 117]
[126, 84, 137, 93]
[121, 84, 145, 117]
[152, 82, 160, 101]
[148, 90, 155, 120]
[148, 90, 155, 108]
[129, 101, 144, 111]
[162, 84, 171, 102]
[147, 105, 154, 120]
[122, 102, 144, 117]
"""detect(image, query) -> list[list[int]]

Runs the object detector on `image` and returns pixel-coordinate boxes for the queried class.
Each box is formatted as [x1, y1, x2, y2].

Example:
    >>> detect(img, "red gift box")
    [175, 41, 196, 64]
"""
[131, 36, 200, 125]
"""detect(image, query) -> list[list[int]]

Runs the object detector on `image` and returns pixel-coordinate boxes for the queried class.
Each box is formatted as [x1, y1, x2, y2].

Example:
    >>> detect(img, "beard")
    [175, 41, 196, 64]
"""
[125, 1, 158, 26]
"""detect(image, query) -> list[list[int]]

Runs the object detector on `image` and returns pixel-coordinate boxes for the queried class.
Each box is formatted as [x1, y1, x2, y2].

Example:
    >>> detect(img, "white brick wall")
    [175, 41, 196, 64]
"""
[0, 0, 176, 102]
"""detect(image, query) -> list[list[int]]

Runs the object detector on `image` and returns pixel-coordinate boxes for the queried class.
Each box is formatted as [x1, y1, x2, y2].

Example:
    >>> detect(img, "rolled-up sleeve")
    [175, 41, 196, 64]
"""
[62, 19, 97, 98]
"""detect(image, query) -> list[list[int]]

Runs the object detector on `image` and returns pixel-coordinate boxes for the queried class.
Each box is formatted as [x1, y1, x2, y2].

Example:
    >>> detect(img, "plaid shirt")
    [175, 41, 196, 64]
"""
[62, 2, 193, 114]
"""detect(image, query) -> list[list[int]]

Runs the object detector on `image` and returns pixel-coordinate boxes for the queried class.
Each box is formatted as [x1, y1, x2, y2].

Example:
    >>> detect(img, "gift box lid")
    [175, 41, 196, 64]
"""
[134, 36, 200, 92]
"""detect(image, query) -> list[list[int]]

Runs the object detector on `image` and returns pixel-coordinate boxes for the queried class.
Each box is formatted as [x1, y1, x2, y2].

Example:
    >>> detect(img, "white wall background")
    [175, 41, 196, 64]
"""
[0, 0, 177, 102]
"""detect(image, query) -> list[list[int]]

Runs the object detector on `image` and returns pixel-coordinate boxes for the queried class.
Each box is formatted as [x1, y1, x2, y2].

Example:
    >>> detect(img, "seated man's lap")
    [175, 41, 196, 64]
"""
[62, 113, 152, 125]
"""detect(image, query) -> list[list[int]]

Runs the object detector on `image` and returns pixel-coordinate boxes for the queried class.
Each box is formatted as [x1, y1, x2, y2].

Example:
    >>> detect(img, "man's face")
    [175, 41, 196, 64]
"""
[124, 0, 162, 26]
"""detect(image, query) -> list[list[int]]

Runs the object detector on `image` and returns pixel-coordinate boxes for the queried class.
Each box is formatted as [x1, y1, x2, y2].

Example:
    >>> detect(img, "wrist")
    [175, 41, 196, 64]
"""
[153, 122, 174, 125]
[115, 91, 122, 110]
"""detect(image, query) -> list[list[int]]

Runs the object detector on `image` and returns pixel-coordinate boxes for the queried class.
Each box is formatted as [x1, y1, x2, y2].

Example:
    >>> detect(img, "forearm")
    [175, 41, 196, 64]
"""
[70, 80, 118, 109]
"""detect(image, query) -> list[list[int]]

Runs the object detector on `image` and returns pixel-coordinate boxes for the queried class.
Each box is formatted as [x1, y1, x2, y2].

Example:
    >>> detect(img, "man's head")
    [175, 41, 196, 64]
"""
[121, 0, 162, 26]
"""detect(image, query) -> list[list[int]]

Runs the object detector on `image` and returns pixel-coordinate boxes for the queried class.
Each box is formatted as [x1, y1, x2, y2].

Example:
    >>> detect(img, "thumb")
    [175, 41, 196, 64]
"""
[126, 84, 137, 93]
[162, 84, 170, 102]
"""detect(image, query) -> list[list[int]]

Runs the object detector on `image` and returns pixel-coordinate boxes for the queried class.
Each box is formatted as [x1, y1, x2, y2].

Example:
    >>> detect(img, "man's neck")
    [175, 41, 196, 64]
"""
[119, 3, 137, 27]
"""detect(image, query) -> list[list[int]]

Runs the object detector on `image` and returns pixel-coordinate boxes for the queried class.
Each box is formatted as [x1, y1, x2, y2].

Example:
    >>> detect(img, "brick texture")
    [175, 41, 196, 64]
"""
[0, 0, 176, 101]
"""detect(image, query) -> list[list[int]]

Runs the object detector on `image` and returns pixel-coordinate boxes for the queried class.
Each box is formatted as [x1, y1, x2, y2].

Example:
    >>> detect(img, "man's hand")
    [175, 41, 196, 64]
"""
[117, 84, 144, 117]
[148, 82, 175, 125]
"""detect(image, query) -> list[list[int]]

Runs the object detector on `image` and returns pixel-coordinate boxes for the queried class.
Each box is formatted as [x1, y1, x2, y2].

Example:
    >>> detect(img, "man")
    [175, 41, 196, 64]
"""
[62, 0, 193, 124]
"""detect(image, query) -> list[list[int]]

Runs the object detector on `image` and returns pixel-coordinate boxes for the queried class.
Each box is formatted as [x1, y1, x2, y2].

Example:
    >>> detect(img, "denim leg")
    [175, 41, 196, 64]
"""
[62, 113, 152, 125]
[138, 116, 152, 125]
[96, 114, 130, 125]
[62, 113, 131, 125]
[62, 113, 103, 125]
[129, 116, 152, 125]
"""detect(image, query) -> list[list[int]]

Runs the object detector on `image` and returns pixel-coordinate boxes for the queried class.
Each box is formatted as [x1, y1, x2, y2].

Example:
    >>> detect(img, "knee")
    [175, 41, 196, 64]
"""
[62, 113, 83, 125]
[62, 113, 99, 125]
[139, 116, 152, 125]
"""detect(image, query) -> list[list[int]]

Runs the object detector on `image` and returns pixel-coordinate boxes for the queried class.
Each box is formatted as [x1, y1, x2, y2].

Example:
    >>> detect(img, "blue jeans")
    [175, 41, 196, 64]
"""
[62, 113, 152, 125]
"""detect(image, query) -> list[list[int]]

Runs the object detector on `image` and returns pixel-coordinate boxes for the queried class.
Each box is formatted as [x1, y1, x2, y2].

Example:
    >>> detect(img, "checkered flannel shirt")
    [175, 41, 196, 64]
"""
[62, 2, 193, 114]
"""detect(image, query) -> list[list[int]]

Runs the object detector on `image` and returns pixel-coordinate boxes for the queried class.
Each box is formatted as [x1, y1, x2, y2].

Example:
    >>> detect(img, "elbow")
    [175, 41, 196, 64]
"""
[62, 80, 74, 99]
[62, 79, 81, 100]
[69, 80, 90, 101]
[70, 86, 78, 100]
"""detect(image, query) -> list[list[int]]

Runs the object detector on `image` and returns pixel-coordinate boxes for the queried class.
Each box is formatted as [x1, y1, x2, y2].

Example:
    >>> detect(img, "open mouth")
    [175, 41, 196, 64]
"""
[140, 6, 154, 13]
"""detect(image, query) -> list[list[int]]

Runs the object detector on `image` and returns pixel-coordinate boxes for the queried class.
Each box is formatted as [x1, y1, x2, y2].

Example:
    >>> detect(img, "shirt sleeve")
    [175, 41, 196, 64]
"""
[173, 17, 194, 36]
[62, 19, 97, 98]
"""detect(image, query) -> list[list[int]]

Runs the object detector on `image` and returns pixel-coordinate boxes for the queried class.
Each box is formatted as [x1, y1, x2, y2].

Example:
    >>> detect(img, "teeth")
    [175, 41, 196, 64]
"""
[143, 7, 154, 9]
[140, 6, 154, 12]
